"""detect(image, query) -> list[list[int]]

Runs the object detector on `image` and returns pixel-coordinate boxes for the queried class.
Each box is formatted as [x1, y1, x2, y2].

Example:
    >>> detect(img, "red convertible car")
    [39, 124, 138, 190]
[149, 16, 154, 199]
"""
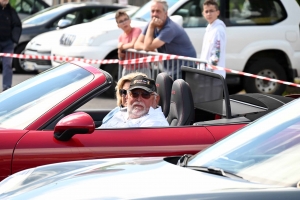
[0, 62, 294, 180]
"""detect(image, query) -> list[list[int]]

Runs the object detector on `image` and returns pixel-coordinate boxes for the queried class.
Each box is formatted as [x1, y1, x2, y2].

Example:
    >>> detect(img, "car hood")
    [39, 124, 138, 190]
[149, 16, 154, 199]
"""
[0, 157, 287, 199]
[26, 30, 64, 51]
[62, 19, 147, 38]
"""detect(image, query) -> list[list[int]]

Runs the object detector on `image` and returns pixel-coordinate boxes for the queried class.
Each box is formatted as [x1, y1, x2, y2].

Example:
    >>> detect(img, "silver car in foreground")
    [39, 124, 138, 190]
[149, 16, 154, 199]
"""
[1, 98, 300, 199]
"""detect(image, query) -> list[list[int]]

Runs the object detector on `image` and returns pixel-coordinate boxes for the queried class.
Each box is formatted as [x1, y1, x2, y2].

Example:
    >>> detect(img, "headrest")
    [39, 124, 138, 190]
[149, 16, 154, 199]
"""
[167, 79, 195, 126]
[156, 73, 173, 117]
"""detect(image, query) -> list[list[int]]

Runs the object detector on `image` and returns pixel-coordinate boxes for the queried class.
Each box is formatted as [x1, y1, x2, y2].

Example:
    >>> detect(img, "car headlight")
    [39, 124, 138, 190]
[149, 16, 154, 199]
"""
[0, 168, 35, 195]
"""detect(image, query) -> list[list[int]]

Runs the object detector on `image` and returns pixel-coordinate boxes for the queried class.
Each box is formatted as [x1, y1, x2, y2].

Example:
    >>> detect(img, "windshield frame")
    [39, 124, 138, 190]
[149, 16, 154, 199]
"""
[188, 98, 300, 187]
[0, 63, 94, 130]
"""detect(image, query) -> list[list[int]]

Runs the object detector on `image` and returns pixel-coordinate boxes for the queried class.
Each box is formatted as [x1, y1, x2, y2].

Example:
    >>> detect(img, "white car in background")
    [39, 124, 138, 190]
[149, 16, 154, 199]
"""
[51, 0, 300, 96]
[23, 6, 139, 73]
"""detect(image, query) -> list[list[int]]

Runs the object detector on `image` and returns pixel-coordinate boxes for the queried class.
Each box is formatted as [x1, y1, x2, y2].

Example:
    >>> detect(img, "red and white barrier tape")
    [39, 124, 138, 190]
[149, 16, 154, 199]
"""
[0, 53, 184, 65]
[1, 52, 300, 88]
[207, 65, 300, 88]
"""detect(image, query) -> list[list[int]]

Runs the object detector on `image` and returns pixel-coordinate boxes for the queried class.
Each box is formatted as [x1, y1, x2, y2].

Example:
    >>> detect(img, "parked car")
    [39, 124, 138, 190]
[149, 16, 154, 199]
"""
[52, 0, 300, 95]
[14, 2, 127, 73]
[23, 6, 139, 73]
[0, 61, 293, 181]
[12, 0, 50, 20]
[1, 92, 300, 199]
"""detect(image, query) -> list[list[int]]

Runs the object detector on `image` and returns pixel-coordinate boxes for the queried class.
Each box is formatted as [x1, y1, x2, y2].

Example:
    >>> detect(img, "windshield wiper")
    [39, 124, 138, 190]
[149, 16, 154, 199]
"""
[186, 166, 245, 180]
[177, 154, 192, 167]
[176, 155, 245, 180]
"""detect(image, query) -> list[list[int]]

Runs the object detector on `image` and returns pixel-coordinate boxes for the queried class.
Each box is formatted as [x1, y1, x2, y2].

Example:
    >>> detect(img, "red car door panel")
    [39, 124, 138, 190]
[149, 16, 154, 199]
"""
[0, 130, 28, 180]
[12, 126, 215, 174]
[205, 124, 246, 141]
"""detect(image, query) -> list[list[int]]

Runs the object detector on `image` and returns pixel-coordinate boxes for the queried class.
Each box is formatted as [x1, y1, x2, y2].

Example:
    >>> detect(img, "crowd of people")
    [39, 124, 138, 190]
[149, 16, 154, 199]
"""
[116, 0, 226, 79]
[100, 0, 226, 128]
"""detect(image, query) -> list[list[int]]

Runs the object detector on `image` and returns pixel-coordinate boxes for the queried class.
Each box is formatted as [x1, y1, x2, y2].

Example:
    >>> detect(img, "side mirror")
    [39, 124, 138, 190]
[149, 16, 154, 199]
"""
[57, 19, 72, 29]
[170, 15, 183, 27]
[54, 112, 95, 141]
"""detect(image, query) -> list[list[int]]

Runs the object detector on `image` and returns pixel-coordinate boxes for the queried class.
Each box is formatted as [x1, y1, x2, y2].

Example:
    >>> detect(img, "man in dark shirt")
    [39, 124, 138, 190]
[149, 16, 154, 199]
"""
[134, 0, 196, 79]
[0, 0, 22, 91]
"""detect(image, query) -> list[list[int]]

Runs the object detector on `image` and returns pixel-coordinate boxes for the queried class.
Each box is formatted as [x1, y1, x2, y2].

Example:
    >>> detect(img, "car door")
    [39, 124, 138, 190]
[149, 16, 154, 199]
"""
[223, 0, 289, 72]
[11, 126, 216, 175]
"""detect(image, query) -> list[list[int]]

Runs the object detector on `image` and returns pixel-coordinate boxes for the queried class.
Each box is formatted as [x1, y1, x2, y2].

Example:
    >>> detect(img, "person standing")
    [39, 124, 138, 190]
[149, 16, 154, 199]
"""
[200, 0, 227, 78]
[116, 10, 151, 78]
[0, 0, 22, 91]
[134, 0, 196, 80]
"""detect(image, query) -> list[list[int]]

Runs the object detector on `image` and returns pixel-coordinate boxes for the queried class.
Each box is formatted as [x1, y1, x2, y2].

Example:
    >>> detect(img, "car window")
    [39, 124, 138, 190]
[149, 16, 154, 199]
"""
[14, 0, 33, 15]
[32, 0, 48, 13]
[22, 4, 72, 25]
[81, 8, 104, 23]
[227, 0, 287, 25]
[0, 63, 94, 130]
[172, 0, 220, 28]
[50, 10, 81, 29]
[15, 0, 48, 15]
[131, 0, 178, 22]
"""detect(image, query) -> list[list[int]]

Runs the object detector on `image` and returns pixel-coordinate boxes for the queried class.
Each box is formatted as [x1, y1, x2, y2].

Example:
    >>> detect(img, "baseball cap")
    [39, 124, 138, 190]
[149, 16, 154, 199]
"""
[128, 75, 157, 93]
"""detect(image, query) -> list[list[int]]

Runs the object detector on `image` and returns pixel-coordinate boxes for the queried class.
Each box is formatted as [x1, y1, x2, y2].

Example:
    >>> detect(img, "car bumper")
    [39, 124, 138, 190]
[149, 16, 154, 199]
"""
[24, 49, 52, 72]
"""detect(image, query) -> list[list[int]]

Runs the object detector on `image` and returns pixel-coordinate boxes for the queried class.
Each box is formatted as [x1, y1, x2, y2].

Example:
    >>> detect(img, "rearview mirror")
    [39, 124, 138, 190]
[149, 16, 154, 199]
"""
[170, 15, 183, 27]
[57, 19, 72, 29]
[54, 112, 95, 141]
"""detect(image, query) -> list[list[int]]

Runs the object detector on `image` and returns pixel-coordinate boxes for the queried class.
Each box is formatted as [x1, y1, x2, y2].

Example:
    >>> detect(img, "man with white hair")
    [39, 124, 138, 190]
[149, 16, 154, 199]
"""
[134, 0, 196, 79]
[100, 75, 169, 128]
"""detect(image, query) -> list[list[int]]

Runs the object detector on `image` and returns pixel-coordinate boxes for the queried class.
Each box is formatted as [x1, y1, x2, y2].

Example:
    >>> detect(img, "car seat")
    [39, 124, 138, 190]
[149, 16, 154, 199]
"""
[156, 72, 174, 117]
[167, 79, 195, 126]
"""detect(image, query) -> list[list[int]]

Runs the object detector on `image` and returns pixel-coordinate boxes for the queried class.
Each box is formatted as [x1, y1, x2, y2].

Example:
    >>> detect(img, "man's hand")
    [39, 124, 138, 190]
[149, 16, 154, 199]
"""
[150, 17, 164, 27]
[118, 42, 124, 50]
[118, 49, 125, 60]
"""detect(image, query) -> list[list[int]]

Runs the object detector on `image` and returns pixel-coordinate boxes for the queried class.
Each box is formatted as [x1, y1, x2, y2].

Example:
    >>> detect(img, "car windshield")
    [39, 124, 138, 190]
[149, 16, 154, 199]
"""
[0, 63, 93, 129]
[22, 4, 72, 25]
[131, 0, 179, 22]
[188, 98, 300, 187]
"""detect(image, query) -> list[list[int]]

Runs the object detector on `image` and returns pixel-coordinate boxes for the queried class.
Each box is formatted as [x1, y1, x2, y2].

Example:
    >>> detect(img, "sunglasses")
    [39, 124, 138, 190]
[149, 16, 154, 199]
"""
[129, 90, 154, 99]
[119, 89, 127, 96]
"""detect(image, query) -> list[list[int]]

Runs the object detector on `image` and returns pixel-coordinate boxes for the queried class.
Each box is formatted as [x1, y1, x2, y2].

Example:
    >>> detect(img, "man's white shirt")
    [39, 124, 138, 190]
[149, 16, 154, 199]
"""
[100, 106, 169, 128]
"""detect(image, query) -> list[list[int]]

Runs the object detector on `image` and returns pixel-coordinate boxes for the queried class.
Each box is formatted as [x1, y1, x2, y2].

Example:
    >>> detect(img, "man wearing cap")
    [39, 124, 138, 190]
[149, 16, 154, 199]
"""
[100, 75, 169, 128]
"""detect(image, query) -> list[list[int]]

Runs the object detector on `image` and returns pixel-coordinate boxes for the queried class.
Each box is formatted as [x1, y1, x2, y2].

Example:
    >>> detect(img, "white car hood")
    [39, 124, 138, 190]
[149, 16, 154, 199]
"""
[0, 157, 286, 199]
[26, 30, 64, 52]
[62, 19, 147, 39]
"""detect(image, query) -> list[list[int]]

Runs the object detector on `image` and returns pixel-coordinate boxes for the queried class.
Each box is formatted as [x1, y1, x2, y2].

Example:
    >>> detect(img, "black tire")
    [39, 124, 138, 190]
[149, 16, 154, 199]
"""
[101, 55, 119, 98]
[244, 58, 287, 95]
[13, 43, 28, 73]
